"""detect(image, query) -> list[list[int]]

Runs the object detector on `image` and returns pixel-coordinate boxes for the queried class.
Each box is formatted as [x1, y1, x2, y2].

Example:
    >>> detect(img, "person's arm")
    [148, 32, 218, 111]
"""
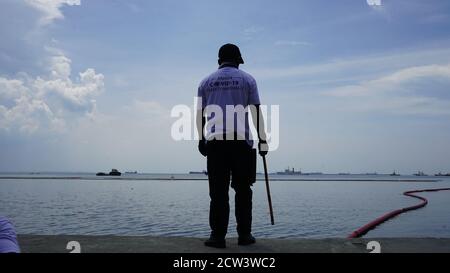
[196, 83, 208, 157]
[196, 107, 207, 157]
[196, 108, 206, 140]
[250, 104, 268, 156]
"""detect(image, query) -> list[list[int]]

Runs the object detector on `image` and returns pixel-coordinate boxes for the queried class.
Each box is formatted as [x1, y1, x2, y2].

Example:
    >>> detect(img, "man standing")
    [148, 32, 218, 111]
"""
[196, 43, 267, 248]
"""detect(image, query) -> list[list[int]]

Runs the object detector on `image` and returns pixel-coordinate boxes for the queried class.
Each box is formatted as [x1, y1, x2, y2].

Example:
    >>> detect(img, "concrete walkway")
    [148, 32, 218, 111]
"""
[17, 235, 450, 253]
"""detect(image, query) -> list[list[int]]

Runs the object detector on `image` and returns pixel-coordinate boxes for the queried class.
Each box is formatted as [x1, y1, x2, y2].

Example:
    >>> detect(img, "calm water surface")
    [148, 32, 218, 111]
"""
[0, 173, 449, 238]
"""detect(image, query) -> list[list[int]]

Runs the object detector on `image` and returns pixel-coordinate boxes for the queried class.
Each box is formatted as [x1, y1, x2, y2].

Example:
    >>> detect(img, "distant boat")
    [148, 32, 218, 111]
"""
[390, 171, 400, 176]
[276, 167, 302, 175]
[189, 170, 208, 175]
[109, 169, 121, 176]
[125, 171, 138, 174]
[435, 172, 450, 177]
[96, 169, 121, 176]
[414, 171, 427, 176]
[338, 172, 350, 175]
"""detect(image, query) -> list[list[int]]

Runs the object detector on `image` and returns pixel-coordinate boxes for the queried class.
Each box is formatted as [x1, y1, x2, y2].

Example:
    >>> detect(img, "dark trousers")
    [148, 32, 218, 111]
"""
[206, 140, 256, 238]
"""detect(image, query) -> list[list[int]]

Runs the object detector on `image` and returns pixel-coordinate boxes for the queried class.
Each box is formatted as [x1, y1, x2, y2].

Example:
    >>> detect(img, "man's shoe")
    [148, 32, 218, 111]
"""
[238, 234, 256, 246]
[204, 236, 226, 248]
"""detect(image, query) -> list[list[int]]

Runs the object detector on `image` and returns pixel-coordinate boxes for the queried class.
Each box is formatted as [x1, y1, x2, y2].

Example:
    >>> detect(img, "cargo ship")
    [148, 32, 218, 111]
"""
[276, 167, 302, 175]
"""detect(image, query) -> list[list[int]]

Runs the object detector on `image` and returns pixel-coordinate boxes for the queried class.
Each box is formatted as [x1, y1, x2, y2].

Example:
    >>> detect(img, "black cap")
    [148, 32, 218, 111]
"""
[218, 43, 244, 64]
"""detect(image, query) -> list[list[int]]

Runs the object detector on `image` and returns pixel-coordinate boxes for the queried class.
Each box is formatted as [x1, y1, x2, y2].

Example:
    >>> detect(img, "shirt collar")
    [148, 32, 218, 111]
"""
[219, 62, 239, 69]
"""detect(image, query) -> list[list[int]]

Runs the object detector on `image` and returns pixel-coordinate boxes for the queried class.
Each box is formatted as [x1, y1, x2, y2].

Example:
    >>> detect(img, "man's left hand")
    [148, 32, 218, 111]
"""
[258, 140, 268, 157]
[198, 140, 208, 157]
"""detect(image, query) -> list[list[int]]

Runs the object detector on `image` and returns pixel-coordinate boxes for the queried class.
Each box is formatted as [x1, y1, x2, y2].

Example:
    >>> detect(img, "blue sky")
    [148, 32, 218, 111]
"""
[1, 0, 450, 174]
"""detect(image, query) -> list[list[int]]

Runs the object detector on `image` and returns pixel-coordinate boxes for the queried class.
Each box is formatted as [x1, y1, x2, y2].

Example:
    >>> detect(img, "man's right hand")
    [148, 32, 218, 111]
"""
[198, 140, 208, 157]
[258, 140, 268, 157]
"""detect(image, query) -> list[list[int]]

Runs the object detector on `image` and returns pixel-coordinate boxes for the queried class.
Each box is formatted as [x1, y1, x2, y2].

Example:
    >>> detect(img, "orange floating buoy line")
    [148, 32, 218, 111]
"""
[348, 187, 450, 238]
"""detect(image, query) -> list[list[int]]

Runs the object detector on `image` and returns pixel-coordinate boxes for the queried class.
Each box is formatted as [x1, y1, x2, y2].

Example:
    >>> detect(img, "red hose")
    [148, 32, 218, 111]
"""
[348, 187, 450, 238]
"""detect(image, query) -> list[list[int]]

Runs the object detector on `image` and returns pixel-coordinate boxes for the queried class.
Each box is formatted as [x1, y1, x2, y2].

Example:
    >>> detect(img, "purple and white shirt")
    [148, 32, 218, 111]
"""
[198, 66, 260, 145]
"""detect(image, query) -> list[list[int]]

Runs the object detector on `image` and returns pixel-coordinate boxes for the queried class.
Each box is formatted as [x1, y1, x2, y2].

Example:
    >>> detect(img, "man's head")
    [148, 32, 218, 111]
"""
[218, 43, 244, 66]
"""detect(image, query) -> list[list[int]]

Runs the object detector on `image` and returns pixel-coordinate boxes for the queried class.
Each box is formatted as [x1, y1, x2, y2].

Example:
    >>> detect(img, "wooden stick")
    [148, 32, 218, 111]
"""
[262, 155, 275, 225]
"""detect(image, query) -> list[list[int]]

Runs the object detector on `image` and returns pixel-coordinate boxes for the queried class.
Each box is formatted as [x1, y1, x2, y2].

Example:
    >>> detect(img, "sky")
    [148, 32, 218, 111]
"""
[1, 0, 450, 174]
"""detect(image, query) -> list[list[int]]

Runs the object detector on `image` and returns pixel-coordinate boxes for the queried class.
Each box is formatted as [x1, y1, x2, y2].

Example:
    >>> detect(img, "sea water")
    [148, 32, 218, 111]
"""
[0, 173, 449, 238]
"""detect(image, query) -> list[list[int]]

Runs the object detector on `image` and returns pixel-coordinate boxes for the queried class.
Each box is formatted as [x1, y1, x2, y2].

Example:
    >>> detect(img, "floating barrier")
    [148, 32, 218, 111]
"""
[348, 188, 450, 238]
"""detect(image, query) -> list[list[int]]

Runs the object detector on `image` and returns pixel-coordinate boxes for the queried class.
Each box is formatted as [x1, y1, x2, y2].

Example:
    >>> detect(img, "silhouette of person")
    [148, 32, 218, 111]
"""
[196, 43, 268, 248]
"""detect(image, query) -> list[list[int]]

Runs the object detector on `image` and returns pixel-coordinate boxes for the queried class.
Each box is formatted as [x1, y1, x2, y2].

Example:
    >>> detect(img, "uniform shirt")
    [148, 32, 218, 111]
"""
[198, 66, 260, 145]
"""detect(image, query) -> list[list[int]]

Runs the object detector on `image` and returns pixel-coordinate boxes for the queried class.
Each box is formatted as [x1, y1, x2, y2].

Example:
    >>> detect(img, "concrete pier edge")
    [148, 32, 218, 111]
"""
[17, 235, 450, 253]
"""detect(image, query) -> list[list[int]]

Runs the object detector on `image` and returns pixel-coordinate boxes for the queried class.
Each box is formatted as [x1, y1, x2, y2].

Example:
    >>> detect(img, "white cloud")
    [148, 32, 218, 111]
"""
[327, 64, 450, 97]
[243, 26, 264, 40]
[380, 64, 450, 84]
[24, 0, 81, 25]
[253, 47, 450, 82]
[325, 63, 450, 116]
[367, 0, 382, 7]
[0, 0, 105, 134]
[0, 53, 104, 134]
[366, 0, 387, 14]
[131, 100, 168, 117]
